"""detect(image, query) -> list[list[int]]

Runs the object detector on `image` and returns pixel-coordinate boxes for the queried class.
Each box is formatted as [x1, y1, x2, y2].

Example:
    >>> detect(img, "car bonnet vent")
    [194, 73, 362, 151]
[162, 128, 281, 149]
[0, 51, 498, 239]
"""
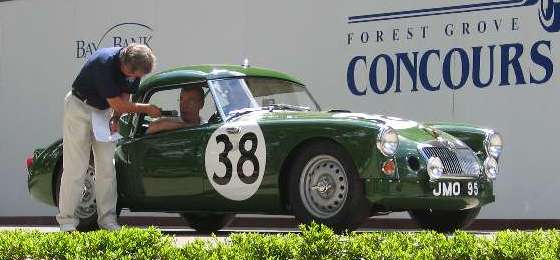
[328, 109, 351, 113]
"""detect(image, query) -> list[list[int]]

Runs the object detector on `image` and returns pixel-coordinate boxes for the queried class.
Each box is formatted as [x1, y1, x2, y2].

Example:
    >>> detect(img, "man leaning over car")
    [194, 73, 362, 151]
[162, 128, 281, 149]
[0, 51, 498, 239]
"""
[56, 43, 161, 232]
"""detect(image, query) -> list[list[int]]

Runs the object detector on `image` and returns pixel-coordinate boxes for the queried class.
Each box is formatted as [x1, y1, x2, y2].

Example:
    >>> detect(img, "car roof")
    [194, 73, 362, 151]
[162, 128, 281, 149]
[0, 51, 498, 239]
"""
[138, 64, 304, 95]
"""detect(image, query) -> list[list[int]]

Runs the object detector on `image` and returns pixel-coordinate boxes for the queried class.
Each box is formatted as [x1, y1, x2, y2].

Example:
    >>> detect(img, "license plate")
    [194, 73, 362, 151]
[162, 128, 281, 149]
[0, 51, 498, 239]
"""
[432, 181, 479, 197]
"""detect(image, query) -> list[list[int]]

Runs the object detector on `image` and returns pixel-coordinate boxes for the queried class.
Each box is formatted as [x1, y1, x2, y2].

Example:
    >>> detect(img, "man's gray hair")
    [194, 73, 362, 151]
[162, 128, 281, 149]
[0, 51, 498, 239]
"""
[119, 43, 156, 74]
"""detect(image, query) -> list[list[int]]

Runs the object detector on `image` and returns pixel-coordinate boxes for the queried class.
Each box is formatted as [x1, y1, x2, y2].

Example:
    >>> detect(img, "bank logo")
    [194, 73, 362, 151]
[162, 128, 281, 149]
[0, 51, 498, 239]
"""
[75, 22, 153, 59]
[348, 0, 560, 33]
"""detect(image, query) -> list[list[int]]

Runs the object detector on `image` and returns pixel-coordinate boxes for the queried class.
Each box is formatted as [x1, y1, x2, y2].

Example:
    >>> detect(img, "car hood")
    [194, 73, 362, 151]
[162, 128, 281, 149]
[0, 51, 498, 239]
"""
[326, 112, 467, 146]
[233, 111, 467, 147]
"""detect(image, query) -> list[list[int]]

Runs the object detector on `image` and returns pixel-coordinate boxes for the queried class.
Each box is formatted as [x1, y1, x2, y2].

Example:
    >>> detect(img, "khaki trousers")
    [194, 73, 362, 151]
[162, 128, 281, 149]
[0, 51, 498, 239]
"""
[56, 91, 118, 227]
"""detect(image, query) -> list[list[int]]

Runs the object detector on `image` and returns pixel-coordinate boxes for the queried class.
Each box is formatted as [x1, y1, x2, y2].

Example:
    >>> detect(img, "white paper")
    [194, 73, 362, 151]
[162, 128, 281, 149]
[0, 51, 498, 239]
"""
[92, 109, 123, 142]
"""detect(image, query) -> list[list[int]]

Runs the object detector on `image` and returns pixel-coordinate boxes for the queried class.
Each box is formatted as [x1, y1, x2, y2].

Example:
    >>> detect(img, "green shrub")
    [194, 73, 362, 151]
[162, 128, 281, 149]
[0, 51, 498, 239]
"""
[0, 227, 179, 260]
[1, 224, 560, 259]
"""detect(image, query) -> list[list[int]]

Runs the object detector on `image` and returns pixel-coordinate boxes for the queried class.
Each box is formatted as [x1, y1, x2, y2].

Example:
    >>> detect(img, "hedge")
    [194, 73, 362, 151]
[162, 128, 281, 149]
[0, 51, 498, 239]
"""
[1, 224, 560, 259]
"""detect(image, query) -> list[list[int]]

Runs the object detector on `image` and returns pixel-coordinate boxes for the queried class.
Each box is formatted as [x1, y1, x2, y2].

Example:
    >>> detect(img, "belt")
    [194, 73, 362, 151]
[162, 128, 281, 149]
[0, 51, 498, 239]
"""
[71, 89, 110, 110]
[71, 89, 87, 103]
[71, 89, 101, 110]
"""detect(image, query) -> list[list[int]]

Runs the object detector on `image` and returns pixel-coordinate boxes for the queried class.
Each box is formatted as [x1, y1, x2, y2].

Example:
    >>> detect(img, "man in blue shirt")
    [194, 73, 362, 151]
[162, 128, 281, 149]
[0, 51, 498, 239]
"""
[57, 43, 161, 232]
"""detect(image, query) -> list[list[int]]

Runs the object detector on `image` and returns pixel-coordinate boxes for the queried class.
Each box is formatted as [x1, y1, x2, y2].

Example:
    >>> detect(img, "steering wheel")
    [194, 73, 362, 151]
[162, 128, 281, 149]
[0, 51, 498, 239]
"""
[161, 110, 178, 117]
[139, 110, 178, 134]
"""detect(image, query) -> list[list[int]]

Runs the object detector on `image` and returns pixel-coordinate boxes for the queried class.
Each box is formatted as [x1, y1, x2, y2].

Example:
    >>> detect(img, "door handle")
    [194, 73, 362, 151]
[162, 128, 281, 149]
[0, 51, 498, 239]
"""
[226, 127, 240, 134]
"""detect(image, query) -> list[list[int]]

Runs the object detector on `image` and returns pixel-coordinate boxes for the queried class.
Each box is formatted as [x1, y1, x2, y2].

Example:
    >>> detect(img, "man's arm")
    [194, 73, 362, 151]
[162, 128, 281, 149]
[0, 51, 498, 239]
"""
[146, 118, 189, 135]
[106, 96, 161, 117]
[109, 93, 132, 134]
[111, 93, 131, 119]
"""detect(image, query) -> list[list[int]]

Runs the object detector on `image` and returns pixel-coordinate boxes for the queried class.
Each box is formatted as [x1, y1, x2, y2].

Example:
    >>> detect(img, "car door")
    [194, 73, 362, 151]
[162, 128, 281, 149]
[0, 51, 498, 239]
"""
[116, 85, 212, 211]
[119, 127, 206, 211]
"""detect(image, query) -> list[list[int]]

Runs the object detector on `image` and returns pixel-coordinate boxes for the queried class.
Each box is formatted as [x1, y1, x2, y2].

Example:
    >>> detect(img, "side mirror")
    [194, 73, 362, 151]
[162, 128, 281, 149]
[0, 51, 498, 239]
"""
[118, 113, 132, 137]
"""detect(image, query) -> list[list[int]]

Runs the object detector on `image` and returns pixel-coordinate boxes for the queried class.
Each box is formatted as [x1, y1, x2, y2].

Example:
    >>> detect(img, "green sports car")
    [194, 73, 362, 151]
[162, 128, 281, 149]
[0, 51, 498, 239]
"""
[27, 64, 501, 233]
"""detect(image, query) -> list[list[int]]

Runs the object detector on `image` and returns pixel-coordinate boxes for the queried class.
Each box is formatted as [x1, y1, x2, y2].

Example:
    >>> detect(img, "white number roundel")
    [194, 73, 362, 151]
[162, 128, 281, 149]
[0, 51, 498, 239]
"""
[204, 120, 266, 201]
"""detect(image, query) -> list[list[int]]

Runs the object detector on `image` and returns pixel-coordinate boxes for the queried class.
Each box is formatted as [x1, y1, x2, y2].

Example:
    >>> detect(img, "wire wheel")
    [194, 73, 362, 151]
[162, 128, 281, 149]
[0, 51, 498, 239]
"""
[288, 141, 370, 233]
[74, 164, 97, 219]
[299, 155, 349, 219]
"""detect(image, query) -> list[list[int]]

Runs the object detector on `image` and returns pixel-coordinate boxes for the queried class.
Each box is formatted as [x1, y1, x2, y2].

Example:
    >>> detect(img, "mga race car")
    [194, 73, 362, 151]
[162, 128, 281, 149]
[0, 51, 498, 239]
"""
[27, 65, 501, 233]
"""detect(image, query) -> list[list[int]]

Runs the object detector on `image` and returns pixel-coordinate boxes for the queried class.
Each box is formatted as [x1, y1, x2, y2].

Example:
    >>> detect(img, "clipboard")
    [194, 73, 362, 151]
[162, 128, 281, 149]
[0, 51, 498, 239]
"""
[91, 109, 123, 142]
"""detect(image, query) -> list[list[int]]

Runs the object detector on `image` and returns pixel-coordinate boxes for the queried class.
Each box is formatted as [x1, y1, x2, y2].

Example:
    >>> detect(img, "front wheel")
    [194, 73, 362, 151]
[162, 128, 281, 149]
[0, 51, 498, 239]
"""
[181, 213, 235, 234]
[408, 207, 481, 233]
[288, 141, 370, 233]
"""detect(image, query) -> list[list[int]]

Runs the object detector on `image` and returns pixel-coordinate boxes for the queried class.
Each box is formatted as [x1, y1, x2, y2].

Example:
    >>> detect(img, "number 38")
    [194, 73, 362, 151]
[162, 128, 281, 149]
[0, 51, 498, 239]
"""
[212, 132, 260, 185]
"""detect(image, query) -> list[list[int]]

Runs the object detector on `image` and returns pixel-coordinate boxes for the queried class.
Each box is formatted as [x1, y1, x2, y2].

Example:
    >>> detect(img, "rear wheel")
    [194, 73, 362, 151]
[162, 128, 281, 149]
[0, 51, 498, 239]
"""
[55, 155, 121, 232]
[288, 141, 370, 233]
[181, 213, 235, 234]
[55, 157, 99, 231]
[408, 207, 481, 233]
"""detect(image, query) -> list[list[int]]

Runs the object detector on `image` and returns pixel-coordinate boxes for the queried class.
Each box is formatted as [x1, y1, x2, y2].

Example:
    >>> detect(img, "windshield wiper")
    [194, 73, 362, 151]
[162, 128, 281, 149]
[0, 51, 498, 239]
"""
[267, 104, 311, 111]
[226, 107, 263, 120]
[226, 104, 311, 120]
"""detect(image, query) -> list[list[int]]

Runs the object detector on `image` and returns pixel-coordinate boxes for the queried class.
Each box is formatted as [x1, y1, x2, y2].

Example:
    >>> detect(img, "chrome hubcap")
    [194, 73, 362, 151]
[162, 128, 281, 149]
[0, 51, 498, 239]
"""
[75, 164, 96, 219]
[300, 155, 348, 219]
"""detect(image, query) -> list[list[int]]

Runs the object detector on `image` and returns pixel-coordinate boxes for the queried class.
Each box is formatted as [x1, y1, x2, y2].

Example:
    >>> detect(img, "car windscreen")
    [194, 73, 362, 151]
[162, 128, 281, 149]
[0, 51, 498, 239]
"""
[208, 77, 319, 118]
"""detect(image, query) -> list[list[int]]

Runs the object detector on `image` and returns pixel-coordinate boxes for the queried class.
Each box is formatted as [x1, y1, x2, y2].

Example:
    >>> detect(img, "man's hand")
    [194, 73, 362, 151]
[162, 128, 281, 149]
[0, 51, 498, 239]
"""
[107, 97, 162, 118]
[109, 116, 119, 134]
[145, 104, 162, 118]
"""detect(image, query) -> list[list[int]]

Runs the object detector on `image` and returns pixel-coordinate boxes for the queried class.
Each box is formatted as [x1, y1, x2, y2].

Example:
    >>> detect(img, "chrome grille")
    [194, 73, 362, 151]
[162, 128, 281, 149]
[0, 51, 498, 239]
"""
[421, 147, 480, 176]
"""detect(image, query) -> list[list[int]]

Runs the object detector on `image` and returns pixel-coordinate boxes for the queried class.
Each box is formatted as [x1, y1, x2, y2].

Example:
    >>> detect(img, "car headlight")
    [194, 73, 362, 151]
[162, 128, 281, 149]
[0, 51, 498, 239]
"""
[376, 126, 399, 156]
[484, 157, 498, 179]
[427, 157, 444, 180]
[484, 131, 503, 159]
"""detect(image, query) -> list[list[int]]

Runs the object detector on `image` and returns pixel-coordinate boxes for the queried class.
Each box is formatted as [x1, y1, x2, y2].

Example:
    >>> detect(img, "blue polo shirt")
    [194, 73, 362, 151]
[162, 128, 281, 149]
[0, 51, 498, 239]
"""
[72, 47, 140, 110]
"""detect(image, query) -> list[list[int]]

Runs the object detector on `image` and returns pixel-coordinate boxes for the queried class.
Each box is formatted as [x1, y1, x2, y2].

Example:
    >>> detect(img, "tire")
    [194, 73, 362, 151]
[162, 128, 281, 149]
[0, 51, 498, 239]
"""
[181, 213, 235, 234]
[55, 156, 99, 231]
[55, 155, 121, 232]
[288, 141, 370, 233]
[408, 207, 481, 233]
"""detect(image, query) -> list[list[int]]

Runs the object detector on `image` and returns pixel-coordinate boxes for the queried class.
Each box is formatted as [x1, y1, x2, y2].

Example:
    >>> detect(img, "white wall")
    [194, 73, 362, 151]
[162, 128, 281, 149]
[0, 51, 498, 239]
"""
[0, 0, 558, 218]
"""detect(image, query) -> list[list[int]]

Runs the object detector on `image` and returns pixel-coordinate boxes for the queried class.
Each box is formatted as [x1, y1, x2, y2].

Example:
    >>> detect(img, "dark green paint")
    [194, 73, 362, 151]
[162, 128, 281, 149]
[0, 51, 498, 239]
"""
[27, 139, 62, 206]
[27, 65, 496, 216]
[138, 65, 303, 98]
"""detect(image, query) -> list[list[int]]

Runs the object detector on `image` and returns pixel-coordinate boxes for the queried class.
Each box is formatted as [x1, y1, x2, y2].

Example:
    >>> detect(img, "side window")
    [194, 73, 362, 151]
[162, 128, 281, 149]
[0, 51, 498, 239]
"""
[134, 88, 180, 136]
[134, 84, 219, 136]
[148, 88, 181, 118]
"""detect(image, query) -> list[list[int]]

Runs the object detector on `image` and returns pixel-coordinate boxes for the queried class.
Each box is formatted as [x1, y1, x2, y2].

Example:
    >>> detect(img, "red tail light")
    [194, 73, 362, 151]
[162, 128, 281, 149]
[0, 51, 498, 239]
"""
[26, 154, 34, 169]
